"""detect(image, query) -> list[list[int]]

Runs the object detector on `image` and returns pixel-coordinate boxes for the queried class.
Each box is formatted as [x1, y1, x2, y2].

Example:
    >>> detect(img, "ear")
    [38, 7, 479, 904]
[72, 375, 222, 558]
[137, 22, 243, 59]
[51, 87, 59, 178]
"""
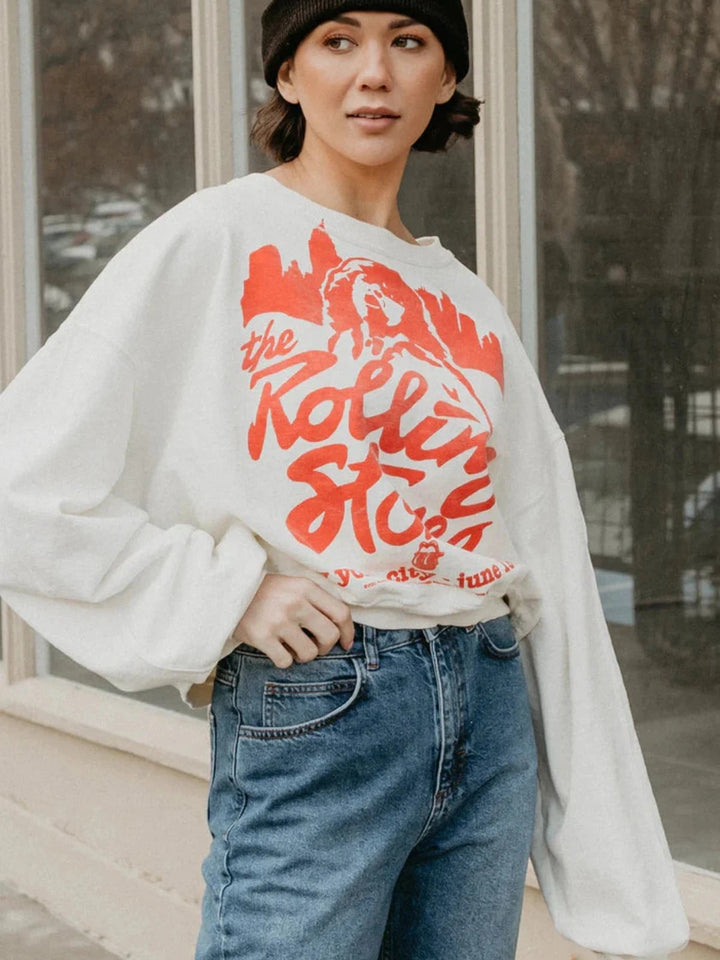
[276, 57, 300, 105]
[436, 58, 457, 105]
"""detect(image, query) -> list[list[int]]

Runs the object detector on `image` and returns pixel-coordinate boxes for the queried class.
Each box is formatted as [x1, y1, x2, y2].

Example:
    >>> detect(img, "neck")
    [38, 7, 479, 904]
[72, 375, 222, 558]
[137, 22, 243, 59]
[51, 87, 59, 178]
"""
[267, 146, 418, 244]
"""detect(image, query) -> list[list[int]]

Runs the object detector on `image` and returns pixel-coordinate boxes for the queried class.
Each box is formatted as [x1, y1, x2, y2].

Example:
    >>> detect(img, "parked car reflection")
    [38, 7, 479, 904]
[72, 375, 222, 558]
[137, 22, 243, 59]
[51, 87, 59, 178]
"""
[41, 196, 151, 335]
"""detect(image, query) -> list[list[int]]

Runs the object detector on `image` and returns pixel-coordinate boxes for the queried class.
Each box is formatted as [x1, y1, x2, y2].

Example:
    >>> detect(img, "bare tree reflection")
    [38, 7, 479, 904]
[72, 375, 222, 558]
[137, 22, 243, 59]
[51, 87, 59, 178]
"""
[537, 0, 720, 683]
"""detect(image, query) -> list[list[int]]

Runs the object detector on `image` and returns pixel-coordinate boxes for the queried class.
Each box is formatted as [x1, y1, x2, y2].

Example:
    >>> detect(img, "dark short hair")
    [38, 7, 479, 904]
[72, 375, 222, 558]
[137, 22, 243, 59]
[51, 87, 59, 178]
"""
[249, 85, 483, 162]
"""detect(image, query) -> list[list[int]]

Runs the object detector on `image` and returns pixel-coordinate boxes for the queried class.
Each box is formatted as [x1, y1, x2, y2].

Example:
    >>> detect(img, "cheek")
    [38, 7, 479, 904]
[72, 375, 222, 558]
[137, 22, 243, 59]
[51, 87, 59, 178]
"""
[405, 86, 442, 125]
[301, 96, 341, 132]
[295, 71, 345, 117]
[399, 64, 446, 110]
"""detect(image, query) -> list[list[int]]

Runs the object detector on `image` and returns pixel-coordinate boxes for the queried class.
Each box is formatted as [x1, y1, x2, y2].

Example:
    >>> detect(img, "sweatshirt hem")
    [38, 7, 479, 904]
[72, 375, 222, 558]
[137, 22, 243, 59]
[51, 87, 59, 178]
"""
[348, 595, 511, 630]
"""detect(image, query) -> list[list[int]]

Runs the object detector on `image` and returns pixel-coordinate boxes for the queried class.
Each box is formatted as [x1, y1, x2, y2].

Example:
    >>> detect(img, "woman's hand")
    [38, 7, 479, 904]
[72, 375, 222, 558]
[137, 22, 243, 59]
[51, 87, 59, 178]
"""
[231, 574, 356, 668]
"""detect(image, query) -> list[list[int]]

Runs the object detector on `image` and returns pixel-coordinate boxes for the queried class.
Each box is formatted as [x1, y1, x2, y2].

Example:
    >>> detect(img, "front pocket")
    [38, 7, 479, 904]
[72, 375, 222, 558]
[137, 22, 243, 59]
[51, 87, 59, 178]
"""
[234, 654, 365, 739]
[477, 615, 521, 659]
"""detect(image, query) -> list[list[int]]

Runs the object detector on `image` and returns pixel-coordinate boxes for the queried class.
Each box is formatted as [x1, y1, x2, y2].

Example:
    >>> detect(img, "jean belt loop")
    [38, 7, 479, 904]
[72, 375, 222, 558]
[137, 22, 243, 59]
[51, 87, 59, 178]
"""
[362, 623, 380, 671]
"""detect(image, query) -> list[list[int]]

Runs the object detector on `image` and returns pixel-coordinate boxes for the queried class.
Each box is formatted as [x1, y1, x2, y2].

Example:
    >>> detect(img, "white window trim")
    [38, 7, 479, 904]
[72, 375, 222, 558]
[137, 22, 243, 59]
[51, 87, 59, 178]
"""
[191, 0, 234, 189]
[473, 0, 522, 330]
[0, 0, 36, 686]
[515, 0, 539, 370]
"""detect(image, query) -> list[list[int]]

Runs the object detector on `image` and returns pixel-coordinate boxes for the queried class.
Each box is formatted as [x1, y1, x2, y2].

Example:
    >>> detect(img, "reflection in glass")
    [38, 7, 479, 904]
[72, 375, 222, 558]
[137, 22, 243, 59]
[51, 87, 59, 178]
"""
[38, 0, 194, 340]
[535, 0, 720, 871]
[37, 0, 196, 713]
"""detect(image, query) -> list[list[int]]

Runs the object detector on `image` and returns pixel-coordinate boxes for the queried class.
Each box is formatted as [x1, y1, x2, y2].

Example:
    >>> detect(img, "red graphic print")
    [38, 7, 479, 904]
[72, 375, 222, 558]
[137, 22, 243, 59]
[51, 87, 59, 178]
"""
[412, 540, 444, 572]
[240, 221, 505, 558]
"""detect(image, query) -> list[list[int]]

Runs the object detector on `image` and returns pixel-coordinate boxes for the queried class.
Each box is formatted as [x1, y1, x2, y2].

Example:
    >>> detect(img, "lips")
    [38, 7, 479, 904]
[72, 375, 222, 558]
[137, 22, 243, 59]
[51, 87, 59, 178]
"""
[347, 108, 400, 118]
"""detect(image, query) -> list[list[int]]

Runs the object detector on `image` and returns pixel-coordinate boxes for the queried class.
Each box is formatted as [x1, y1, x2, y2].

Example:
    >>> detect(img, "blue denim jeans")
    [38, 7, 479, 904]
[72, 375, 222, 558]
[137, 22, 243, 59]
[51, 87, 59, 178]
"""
[194, 614, 538, 960]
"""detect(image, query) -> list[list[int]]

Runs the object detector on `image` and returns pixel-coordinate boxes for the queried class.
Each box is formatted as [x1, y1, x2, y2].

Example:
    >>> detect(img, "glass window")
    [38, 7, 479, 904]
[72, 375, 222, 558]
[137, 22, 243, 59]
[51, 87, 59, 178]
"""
[34, 0, 196, 713]
[531, 0, 720, 871]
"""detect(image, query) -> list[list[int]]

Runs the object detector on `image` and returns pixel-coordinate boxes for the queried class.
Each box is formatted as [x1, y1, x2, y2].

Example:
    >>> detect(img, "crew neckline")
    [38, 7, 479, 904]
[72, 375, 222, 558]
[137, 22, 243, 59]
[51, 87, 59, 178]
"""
[241, 171, 455, 268]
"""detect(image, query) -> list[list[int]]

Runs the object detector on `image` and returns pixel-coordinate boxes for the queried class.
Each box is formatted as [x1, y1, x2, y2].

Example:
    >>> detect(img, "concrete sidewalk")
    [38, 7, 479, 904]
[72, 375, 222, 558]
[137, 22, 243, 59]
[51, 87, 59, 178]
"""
[0, 880, 121, 959]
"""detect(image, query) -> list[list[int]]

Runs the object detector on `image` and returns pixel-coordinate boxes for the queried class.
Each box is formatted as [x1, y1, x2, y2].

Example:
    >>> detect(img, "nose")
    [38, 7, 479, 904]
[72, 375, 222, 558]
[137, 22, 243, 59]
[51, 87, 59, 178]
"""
[354, 40, 393, 89]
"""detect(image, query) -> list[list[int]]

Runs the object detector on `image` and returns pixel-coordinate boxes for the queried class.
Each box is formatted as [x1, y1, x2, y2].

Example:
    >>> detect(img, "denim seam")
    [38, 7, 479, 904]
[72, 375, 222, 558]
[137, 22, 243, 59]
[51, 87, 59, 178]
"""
[234, 658, 365, 740]
[476, 619, 521, 659]
[446, 640, 469, 791]
[263, 678, 357, 727]
[216, 690, 249, 960]
[413, 637, 448, 847]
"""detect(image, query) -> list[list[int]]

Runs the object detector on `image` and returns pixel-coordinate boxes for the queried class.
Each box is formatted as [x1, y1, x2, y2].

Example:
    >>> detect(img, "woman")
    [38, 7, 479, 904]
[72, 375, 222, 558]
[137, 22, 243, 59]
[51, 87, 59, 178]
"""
[0, 2, 689, 959]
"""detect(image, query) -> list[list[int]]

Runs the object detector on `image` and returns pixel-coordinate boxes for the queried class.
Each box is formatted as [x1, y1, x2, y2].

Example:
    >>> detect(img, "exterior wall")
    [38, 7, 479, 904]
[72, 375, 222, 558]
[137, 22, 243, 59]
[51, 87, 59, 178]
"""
[0, 711, 207, 960]
[0, 705, 718, 960]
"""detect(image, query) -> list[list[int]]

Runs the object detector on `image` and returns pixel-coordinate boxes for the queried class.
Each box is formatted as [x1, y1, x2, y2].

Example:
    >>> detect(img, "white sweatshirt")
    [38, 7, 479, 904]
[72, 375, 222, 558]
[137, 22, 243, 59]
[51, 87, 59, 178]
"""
[0, 172, 689, 958]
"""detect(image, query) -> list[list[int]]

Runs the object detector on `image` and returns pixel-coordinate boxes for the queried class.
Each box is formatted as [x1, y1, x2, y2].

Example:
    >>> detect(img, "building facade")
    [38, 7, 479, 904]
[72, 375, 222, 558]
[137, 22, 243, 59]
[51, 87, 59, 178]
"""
[1, 1, 718, 957]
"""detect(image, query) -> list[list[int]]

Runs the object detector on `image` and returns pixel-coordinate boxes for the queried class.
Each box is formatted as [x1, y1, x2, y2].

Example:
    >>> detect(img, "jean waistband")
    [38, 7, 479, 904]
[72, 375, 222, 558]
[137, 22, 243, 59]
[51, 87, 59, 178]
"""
[352, 615, 512, 671]
[223, 615, 513, 670]
[353, 614, 511, 650]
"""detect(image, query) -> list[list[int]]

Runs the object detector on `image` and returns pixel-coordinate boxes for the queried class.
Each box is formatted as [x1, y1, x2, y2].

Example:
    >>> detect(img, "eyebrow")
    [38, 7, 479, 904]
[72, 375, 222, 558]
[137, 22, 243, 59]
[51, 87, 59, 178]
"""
[330, 15, 422, 29]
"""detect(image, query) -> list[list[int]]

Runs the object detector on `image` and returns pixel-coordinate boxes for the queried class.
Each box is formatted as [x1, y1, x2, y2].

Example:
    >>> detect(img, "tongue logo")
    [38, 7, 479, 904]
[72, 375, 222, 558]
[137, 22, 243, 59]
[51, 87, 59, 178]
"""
[412, 540, 444, 572]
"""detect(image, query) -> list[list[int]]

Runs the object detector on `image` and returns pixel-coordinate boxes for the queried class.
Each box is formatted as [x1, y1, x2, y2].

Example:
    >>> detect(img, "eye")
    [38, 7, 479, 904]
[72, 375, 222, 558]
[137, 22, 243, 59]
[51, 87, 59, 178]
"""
[394, 34, 426, 48]
[323, 34, 354, 50]
[322, 33, 427, 51]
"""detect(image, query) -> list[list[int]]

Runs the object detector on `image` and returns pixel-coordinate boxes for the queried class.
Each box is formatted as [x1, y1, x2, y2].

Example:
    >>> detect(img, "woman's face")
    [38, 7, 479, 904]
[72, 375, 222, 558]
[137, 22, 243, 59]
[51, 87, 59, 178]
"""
[275, 10, 457, 170]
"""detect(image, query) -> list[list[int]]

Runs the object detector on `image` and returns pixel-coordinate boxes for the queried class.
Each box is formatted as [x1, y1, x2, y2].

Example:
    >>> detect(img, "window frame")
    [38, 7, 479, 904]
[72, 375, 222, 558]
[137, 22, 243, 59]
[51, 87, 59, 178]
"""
[473, 0, 523, 332]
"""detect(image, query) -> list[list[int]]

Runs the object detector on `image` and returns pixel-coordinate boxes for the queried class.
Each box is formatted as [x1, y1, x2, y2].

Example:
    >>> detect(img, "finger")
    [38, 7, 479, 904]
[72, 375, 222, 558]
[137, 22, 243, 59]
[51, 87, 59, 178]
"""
[298, 609, 341, 652]
[252, 637, 295, 669]
[303, 582, 356, 647]
[280, 624, 321, 662]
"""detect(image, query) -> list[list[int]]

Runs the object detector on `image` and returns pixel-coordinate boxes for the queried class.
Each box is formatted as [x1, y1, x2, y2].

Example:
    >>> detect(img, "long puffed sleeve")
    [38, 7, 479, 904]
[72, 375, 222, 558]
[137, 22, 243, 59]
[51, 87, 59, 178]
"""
[489, 314, 690, 958]
[0, 196, 268, 700]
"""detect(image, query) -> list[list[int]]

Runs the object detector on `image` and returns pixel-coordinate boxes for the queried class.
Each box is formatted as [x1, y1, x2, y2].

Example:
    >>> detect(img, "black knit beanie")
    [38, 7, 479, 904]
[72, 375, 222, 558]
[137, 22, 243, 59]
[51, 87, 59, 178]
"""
[261, 0, 469, 89]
